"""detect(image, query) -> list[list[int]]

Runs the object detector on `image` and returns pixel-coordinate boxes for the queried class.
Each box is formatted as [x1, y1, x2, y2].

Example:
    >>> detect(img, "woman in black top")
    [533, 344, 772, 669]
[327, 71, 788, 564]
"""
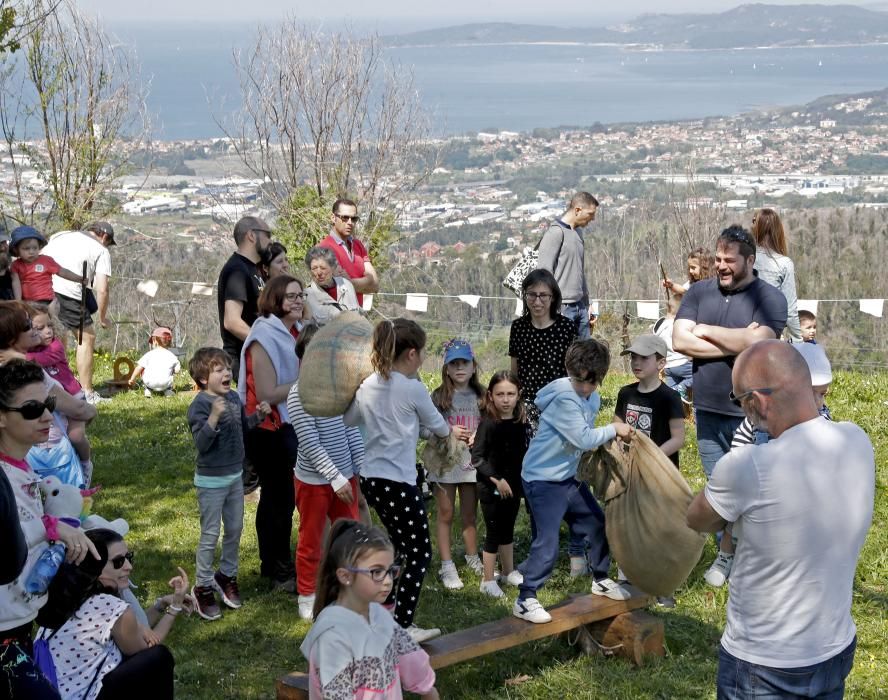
[508, 269, 577, 431]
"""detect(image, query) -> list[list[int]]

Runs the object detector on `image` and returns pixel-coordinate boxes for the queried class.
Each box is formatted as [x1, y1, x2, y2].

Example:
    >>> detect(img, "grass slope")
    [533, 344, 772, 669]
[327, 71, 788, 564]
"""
[86, 357, 887, 699]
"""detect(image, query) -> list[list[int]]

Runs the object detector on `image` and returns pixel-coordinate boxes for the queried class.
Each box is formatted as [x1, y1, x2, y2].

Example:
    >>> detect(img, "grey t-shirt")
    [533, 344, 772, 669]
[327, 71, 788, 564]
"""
[536, 220, 588, 305]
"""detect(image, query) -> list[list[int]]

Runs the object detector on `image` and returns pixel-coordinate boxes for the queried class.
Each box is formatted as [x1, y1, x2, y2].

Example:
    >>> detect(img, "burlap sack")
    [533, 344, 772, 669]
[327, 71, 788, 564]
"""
[421, 431, 467, 478]
[578, 432, 706, 596]
[299, 312, 374, 417]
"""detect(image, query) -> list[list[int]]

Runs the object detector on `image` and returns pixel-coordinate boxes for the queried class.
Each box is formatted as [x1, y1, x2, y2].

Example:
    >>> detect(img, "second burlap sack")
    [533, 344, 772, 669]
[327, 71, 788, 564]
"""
[299, 312, 375, 417]
[578, 432, 706, 596]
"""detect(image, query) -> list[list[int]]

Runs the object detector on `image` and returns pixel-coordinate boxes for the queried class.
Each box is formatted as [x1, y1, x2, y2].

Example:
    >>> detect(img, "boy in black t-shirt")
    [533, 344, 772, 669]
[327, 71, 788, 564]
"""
[613, 334, 685, 467]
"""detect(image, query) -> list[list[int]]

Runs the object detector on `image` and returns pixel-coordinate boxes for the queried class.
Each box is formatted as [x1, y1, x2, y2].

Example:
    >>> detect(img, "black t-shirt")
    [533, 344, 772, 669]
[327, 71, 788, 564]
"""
[509, 314, 577, 424]
[0, 270, 13, 301]
[675, 275, 787, 416]
[0, 468, 27, 585]
[615, 382, 685, 466]
[217, 253, 264, 357]
[471, 416, 530, 502]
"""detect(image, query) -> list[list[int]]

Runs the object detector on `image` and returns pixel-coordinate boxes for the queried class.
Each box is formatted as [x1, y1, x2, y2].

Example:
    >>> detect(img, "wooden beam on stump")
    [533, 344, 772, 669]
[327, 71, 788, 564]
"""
[576, 610, 665, 667]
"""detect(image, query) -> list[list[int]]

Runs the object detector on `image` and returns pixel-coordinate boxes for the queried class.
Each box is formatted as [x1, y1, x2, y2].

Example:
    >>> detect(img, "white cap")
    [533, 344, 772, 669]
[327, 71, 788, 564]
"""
[793, 342, 832, 386]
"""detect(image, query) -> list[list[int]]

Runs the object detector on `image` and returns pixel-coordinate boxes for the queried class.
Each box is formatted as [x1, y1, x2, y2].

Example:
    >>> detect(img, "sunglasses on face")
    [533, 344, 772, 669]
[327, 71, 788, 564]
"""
[335, 213, 360, 224]
[729, 387, 774, 407]
[0, 395, 56, 420]
[110, 551, 134, 569]
[346, 563, 402, 583]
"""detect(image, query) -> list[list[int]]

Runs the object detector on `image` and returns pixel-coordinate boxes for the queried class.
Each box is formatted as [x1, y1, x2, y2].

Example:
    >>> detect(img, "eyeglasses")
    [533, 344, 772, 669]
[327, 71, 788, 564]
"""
[110, 551, 134, 570]
[335, 213, 360, 224]
[729, 387, 774, 407]
[0, 395, 56, 420]
[525, 292, 553, 302]
[346, 564, 402, 583]
[284, 292, 305, 301]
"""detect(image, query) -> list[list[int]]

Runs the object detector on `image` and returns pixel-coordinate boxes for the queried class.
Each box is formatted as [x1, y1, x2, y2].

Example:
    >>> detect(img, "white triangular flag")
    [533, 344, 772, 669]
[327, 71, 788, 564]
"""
[589, 300, 600, 316]
[797, 299, 818, 315]
[458, 294, 480, 308]
[405, 293, 428, 313]
[859, 299, 884, 318]
[362, 294, 373, 311]
[514, 297, 523, 316]
[636, 301, 660, 320]
[137, 280, 159, 298]
[191, 283, 214, 296]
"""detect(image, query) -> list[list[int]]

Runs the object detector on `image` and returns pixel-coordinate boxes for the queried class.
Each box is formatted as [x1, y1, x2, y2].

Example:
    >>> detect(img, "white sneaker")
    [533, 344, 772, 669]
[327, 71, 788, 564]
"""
[591, 577, 632, 601]
[407, 624, 441, 644]
[513, 597, 552, 624]
[704, 552, 734, 588]
[503, 570, 524, 586]
[85, 391, 110, 405]
[464, 554, 483, 576]
[479, 579, 505, 598]
[164, 389, 175, 397]
[144, 388, 152, 398]
[569, 556, 588, 578]
[616, 567, 628, 583]
[297, 594, 315, 620]
[438, 562, 463, 590]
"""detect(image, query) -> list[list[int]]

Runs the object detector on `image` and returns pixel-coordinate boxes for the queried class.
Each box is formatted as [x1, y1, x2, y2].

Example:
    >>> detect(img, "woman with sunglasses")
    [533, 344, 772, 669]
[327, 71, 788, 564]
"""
[0, 358, 98, 699]
[35, 528, 179, 700]
[303, 246, 360, 326]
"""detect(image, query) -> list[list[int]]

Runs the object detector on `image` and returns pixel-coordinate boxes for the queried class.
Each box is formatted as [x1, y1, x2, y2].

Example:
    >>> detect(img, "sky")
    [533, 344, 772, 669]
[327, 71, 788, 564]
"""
[76, 0, 887, 29]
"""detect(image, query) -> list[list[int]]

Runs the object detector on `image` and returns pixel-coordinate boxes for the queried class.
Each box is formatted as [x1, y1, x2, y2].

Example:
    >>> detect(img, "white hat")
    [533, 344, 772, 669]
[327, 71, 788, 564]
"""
[793, 342, 832, 386]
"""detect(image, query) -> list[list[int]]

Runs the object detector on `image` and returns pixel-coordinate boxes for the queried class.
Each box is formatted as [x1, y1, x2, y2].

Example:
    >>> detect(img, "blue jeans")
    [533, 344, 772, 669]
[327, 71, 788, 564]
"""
[561, 302, 591, 340]
[519, 477, 610, 600]
[664, 362, 693, 392]
[696, 410, 743, 479]
[717, 638, 856, 700]
[196, 479, 244, 587]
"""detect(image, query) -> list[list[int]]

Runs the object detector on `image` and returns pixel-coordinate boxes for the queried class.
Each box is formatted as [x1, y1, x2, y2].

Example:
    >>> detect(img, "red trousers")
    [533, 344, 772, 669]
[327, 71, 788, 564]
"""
[294, 477, 359, 596]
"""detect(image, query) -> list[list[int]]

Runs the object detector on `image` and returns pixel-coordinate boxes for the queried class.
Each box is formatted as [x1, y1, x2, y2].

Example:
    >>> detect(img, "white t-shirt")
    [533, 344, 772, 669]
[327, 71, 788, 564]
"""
[44, 230, 112, 300]
[137, 347, 181, 387]
[705, 418, 875, 667]
[41, 593, 128, 700]
[651, 316, 689, 369]
[344, 371, 449, 483]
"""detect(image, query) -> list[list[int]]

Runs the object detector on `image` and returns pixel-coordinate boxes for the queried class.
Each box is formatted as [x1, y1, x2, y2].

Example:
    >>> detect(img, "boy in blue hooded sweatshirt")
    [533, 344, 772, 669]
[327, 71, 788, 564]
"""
[513, 339, 634, 624]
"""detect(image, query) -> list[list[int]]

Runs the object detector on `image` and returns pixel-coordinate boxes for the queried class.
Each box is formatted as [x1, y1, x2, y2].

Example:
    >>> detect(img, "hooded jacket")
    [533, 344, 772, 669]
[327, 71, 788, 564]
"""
[521, 377, 617, 483]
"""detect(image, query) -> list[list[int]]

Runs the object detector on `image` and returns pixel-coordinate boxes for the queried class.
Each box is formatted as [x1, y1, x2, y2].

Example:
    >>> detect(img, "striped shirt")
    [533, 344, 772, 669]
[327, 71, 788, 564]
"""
[288, 383, 364, 490]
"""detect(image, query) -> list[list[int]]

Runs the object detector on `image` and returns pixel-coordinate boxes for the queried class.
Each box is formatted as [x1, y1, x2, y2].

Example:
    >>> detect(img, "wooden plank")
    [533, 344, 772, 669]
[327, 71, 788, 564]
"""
[276, 591, 652, 698]
[423, 592, 651, 669]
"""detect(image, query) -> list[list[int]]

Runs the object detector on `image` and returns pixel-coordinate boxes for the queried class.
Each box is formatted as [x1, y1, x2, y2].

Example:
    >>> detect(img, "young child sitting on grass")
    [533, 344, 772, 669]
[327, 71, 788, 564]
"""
[128, 327, 181, 397]
[187, 347, 270, 621]
[514, 339, 633, 624]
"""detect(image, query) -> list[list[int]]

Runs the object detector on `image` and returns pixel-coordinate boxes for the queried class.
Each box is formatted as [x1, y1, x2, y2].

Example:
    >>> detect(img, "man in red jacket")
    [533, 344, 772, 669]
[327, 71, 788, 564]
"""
[318, 198, 379, 307]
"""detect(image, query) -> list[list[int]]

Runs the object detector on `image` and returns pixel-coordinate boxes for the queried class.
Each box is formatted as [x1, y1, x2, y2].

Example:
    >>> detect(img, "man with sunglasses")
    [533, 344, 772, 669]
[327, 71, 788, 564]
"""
[687, 340, 874, 700]
[319, 198, 378, 308]
[672, 225, 787, 481]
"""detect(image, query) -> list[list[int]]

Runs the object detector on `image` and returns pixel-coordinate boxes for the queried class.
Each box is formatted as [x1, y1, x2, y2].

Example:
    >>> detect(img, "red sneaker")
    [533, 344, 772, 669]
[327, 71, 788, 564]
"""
[213, 571, 242, 609]
[192, 585, 222, 620]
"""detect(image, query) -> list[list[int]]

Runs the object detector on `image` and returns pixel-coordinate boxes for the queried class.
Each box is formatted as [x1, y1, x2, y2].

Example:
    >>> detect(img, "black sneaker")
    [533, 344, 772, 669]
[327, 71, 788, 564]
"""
[213, 571, 242, 609]
[192, 585, 222, 620]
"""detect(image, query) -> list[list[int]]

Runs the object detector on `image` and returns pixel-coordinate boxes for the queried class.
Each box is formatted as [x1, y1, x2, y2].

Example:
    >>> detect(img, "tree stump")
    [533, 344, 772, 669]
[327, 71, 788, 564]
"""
[572, 610, 665, 666]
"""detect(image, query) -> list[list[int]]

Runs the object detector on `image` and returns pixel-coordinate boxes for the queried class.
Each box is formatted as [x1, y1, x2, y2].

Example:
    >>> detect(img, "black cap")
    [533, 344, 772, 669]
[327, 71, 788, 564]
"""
[86, 221, 116, 245]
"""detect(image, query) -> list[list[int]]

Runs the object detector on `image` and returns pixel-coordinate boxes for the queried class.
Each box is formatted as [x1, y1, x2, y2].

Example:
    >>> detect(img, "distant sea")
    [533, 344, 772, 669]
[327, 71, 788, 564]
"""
[118, 25, 888, 140]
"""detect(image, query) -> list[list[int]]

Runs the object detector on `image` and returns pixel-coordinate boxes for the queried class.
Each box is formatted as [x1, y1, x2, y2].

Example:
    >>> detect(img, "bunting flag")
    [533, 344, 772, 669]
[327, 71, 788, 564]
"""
[405, 293, 429, 312]
[458, 294, 481, 308]
[136, 280, 159, 298]
[636, 301, 661, 320]
[589, 300, 600, 316]
[190, 283, 214, 296]
[859, 299, 884, 318]
[797, 299, 818, 315]
[514, 297, 523, 316]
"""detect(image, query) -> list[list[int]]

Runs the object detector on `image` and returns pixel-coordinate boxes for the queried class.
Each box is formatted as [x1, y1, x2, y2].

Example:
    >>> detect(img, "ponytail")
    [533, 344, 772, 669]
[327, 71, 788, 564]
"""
[371, 318, 426, 379]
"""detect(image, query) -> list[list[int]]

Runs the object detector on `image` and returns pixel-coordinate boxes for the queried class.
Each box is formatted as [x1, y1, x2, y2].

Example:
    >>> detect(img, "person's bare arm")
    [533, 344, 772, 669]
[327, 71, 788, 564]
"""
[659, 417, 686, 459]
[510, 357, 519, 376]
[110, 607, 149, 656]
[93, 273, 110, 328]
[223, 300, 251, 341]
[57, 267, 85, 284]
[693, 323, 776, 355]
[346, 260, 379, 294]
[49, 384, 97, 422]
[671, 318, 726, 359]
[687, 491, 728, 533]
[251, 343, 294, 405]
[11, 272, 21, 300]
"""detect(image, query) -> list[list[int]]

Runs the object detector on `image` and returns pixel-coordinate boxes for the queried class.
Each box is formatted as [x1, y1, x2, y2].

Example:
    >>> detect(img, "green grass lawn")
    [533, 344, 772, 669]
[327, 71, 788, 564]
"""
[86, 356, 887, 699]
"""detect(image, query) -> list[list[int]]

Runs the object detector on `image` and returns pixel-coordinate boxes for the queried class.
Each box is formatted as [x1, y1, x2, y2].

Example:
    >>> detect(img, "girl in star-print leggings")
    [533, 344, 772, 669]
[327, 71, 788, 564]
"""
[359, 476, 431, 626]
[344, 318, 470, 632]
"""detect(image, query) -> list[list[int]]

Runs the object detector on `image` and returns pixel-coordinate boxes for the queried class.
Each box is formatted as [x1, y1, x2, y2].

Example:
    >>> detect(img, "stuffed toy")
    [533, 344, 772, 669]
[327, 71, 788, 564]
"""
[39, 476, 129, 535]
